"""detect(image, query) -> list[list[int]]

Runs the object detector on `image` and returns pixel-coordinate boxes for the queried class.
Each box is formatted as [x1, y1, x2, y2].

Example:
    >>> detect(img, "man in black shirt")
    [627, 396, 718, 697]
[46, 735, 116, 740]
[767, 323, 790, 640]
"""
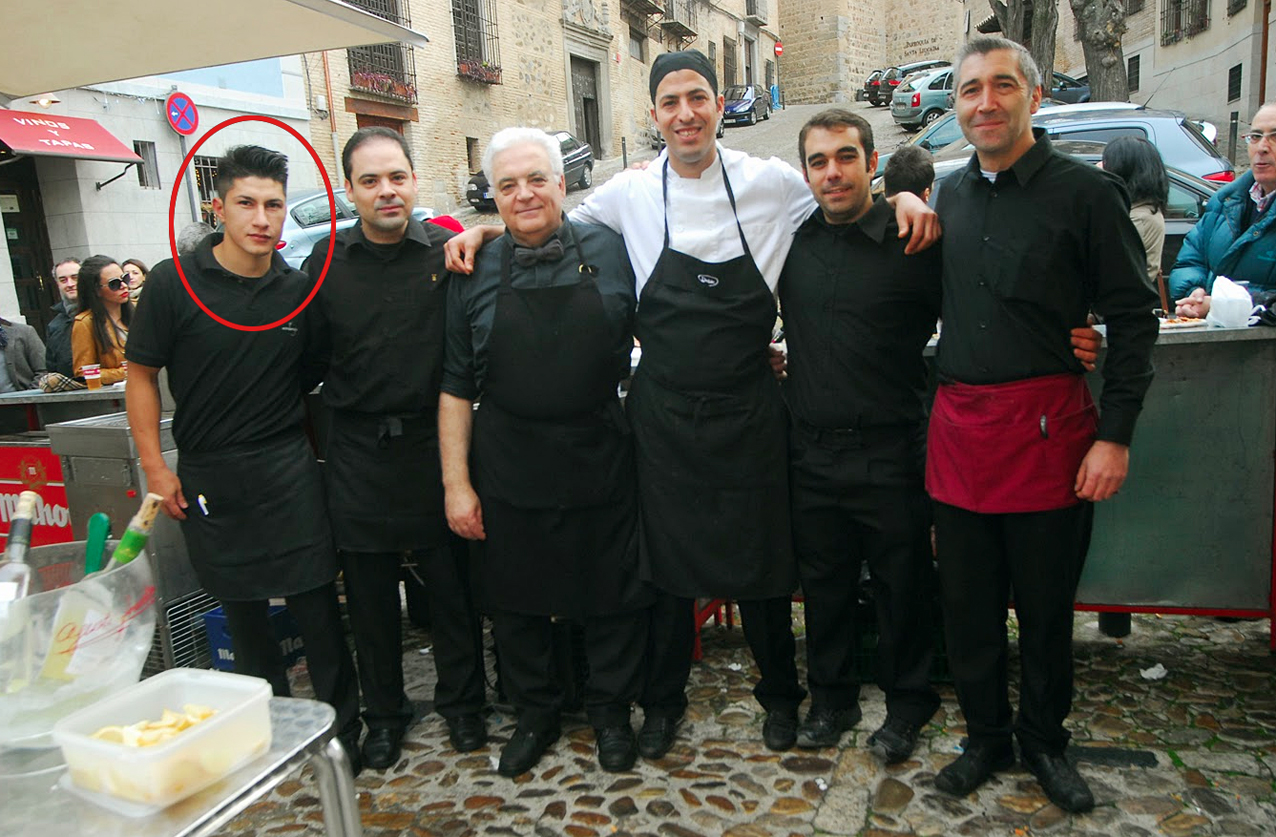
[927, 37, 1157, 812]
[304, 128, 487, 770]
[46, 258, 80, 376]
[778, 109, 942, 760]
[126, 146, 361, 770]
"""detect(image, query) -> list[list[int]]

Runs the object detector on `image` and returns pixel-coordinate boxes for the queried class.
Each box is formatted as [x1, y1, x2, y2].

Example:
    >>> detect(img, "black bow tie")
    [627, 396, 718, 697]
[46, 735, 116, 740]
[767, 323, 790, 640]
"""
[513, 238, 565, 267]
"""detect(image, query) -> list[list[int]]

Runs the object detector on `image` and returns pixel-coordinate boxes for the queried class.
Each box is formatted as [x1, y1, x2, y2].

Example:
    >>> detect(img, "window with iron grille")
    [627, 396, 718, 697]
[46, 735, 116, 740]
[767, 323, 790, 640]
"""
[1227, 63, 1242, 102]
[708, 41, 716, 66]
[1127, 55, 1141, 92]
[344, 0, 417, 103]
[1161, 0, 1209, 45]
[630, 26, 647, 62]
[723, 37, 737, 87]
[453, 0, 502, 84]
[467, 137, 481, 174]
[133, 141, 160, 189]
[192, 155, 219, 227]
[1227, 0, 1246, 14]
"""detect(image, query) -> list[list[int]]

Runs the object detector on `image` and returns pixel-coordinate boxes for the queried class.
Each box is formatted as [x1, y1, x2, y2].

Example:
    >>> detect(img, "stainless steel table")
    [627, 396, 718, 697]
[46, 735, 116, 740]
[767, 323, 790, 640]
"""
[3, 697, 362, 837]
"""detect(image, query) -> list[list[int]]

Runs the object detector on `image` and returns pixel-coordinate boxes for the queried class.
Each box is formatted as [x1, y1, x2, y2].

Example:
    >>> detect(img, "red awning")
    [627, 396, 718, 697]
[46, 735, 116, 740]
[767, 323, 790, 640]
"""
[0, 110, 141, 164]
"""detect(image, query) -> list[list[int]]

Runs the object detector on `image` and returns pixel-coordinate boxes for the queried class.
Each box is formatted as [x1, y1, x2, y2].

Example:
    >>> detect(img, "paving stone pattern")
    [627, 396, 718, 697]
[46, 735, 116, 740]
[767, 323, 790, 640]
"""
[220, 608, 1276, 837]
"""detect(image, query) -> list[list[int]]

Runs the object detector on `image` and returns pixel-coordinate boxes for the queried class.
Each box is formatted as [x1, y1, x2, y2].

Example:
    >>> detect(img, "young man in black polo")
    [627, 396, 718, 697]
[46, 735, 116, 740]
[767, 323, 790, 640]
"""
[126, 145, 362, 770]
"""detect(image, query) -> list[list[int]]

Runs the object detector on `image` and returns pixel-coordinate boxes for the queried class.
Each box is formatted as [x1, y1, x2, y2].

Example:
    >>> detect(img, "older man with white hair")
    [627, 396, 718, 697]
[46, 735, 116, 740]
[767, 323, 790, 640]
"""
[439, 127, 651, 779]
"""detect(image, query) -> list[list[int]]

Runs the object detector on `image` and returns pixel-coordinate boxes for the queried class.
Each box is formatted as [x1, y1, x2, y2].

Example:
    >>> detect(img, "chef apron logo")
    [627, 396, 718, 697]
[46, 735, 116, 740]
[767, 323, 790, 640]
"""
[280, 320, 299, 336]
[697, 274, 720, 287]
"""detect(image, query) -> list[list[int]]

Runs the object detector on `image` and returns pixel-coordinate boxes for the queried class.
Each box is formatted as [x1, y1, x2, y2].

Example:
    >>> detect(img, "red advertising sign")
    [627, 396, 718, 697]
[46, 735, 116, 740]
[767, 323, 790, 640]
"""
[0, 443, 74, 546]
[0, 110, 141, 164]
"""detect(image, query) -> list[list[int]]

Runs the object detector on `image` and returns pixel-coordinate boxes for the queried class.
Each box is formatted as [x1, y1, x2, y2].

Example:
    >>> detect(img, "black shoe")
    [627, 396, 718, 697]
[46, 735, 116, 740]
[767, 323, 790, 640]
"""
[867, 715, 924, 764]
[445, 713, 487, 753]
[595, 725, 638, 772]
[934, 741, 1015, 796]
[796, 705, 862, 749]
[361, 727, 405, 770]
[763, 707, 800, 751]
[1022, 750, 1095, 813]
[337, 727, 363, 778]
[637, 714, 680, 760]
[497, 725, 560, 778]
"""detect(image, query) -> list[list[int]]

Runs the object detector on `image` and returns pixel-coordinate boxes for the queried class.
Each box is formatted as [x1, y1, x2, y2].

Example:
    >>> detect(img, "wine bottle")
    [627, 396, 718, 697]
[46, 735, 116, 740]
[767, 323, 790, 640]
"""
[107, 492, 164, 567]
[0, 491, 42, 606]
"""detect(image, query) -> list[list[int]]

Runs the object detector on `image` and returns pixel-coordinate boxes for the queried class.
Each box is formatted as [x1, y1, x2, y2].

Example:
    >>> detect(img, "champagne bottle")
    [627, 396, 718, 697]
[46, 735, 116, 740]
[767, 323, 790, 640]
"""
[0, 491, 42, 606]
[108, 492, 164, 567]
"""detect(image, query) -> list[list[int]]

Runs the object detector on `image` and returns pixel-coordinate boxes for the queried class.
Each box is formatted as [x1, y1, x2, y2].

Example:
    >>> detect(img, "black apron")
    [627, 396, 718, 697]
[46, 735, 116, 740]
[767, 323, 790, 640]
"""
[471, 230, 647, 618]
[177, 429, 337, 601]
[627, 159, 796, 600]
[323, 409, 447, 553]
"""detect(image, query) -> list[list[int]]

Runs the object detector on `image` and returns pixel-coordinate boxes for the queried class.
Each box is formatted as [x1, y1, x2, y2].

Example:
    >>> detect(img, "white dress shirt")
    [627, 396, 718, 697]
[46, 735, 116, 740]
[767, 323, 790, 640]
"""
[570, 144, 817, 294]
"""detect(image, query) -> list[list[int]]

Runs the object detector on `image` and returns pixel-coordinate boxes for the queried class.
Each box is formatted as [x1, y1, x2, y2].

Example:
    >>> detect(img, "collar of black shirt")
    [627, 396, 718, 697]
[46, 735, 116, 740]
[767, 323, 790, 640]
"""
[194, 231, 293, 287]
[345, 215, 434, 253]
[801, 195, 893, 244]
[958, 126, 1053, 189]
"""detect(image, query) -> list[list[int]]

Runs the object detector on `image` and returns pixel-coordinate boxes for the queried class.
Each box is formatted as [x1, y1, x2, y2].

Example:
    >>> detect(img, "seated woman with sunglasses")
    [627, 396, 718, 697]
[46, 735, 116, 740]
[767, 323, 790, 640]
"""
[72, 255, 134, 385]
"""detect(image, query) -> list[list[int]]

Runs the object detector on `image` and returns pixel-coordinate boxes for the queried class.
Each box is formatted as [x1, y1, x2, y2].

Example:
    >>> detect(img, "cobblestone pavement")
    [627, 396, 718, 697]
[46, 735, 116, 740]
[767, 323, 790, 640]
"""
[222, 607, 1275, 837]
[226, 104, 1275, 835]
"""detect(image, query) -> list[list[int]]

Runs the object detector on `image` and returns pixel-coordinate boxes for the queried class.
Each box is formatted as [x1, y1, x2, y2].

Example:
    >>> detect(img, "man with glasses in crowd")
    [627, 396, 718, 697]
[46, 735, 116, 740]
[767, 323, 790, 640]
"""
[1171, 103, 1276, 316]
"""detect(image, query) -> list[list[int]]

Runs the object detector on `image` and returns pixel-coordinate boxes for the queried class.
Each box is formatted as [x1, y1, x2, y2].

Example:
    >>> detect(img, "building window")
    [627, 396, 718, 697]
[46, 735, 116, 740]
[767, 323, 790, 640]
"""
[1128, 0, 1145, 13]
[133, 141, 160, 189]
[1127, 55, 1141, 92]
[467, 137, 481, 174]
[629, 26, 647, 62]
[1161, 0, 1209, 46]
[1227, 63, 1242, 102]
[192, 155, 219, 227]
[708, 40, 716, 66]
[1227, 0, 1246, 14]
[723, 36, 737, 87]
[347, 0, 418, 103]
[453, 0, 502, 84]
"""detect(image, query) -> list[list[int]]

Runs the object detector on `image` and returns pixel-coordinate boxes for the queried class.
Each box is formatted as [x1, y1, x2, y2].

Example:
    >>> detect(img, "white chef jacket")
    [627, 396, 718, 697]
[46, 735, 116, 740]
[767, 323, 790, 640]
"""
[569, 144, 817, 294]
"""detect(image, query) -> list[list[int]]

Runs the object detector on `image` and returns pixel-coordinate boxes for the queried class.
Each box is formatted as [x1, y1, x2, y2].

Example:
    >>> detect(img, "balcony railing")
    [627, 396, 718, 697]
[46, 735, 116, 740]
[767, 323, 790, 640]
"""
[1160, 0, 1209, 45]
[659, 0, 697, 39]
[745, 0, 768, 25]
[348, 43, 418, 103]
[454, 0, 502, 85]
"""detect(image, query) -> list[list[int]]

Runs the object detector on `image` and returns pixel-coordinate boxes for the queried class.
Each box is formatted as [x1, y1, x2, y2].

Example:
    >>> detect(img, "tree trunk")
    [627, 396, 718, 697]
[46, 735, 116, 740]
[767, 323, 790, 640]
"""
[1068, 0, 1129, 101]
[1030, 0, 1059, 95]
[989, 0, 1028, 43]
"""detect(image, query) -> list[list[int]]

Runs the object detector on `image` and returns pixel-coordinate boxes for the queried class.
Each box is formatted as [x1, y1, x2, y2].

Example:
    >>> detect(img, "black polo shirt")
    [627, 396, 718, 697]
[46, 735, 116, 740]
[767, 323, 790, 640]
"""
[304, 217, 452, 415]
[935, 129, 1159, 445]
[126, 233, 312, 453]
[779, 197, 941, 429]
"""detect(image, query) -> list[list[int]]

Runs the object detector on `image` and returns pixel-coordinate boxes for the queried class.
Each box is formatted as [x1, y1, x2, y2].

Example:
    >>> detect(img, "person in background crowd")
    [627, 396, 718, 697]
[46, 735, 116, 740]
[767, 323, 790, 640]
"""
[0, 316, 48, 392]
[46, 257, 80, 376]
[1171, 102, 1276, 316]
[444, 50, 940, 758]
[779, 109, 942, 758]
[1102, 137, 1168, 285]
[927, 37, 1157, 813]
[440, 127, 650, 778]
[883, 145, 935, 202]
[72, 255, 133, 384]
[122, 258, 149, 301]
[125, 145, 362, 773]
[304, 127, 488, 770]
[177, 221, 215, 257]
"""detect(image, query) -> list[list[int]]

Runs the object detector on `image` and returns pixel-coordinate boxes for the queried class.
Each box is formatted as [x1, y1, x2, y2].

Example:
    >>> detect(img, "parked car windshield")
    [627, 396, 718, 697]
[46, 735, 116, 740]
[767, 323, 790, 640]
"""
[723, 86, 752, 100]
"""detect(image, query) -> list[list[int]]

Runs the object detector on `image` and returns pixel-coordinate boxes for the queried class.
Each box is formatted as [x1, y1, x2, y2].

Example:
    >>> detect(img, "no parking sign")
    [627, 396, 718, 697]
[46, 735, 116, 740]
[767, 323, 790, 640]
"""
[164, 91, 199, 136]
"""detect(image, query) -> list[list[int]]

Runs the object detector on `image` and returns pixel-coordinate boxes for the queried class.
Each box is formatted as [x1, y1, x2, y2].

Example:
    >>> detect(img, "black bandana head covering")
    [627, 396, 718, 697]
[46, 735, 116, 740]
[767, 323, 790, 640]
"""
[649, 49, 718, 102]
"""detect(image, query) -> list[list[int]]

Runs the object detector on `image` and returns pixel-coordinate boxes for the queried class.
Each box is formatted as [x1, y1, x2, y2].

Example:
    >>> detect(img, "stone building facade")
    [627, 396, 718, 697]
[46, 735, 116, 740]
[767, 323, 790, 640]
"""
[303, 0, 780, 211]
[777, 0, 967, 104]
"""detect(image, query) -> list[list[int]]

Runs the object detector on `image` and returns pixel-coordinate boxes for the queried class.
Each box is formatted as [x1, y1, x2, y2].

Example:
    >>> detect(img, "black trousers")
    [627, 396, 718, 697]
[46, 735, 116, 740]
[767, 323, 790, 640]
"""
[933, 500, 1093, 755]
[220, 581, 360, 738]
[342, 536, 486, 731]
[640, 590, 805, 718]
[790, 429, 940, 725]
[490, 608, 647, 732]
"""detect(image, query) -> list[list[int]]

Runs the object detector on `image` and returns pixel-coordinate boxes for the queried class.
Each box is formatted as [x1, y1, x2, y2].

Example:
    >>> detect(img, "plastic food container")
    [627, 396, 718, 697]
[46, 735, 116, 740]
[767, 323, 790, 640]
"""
[52, 668, 272, 815]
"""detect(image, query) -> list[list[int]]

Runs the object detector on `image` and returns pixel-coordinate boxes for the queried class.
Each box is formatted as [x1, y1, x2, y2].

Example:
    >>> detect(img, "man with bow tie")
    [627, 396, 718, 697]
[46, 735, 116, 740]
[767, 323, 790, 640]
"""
[439, 127, 651, 778]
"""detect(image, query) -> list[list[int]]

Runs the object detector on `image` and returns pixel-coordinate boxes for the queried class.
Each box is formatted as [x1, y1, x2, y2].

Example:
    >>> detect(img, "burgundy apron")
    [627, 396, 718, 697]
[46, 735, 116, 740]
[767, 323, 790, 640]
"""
[926, 373, 1097, 514]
